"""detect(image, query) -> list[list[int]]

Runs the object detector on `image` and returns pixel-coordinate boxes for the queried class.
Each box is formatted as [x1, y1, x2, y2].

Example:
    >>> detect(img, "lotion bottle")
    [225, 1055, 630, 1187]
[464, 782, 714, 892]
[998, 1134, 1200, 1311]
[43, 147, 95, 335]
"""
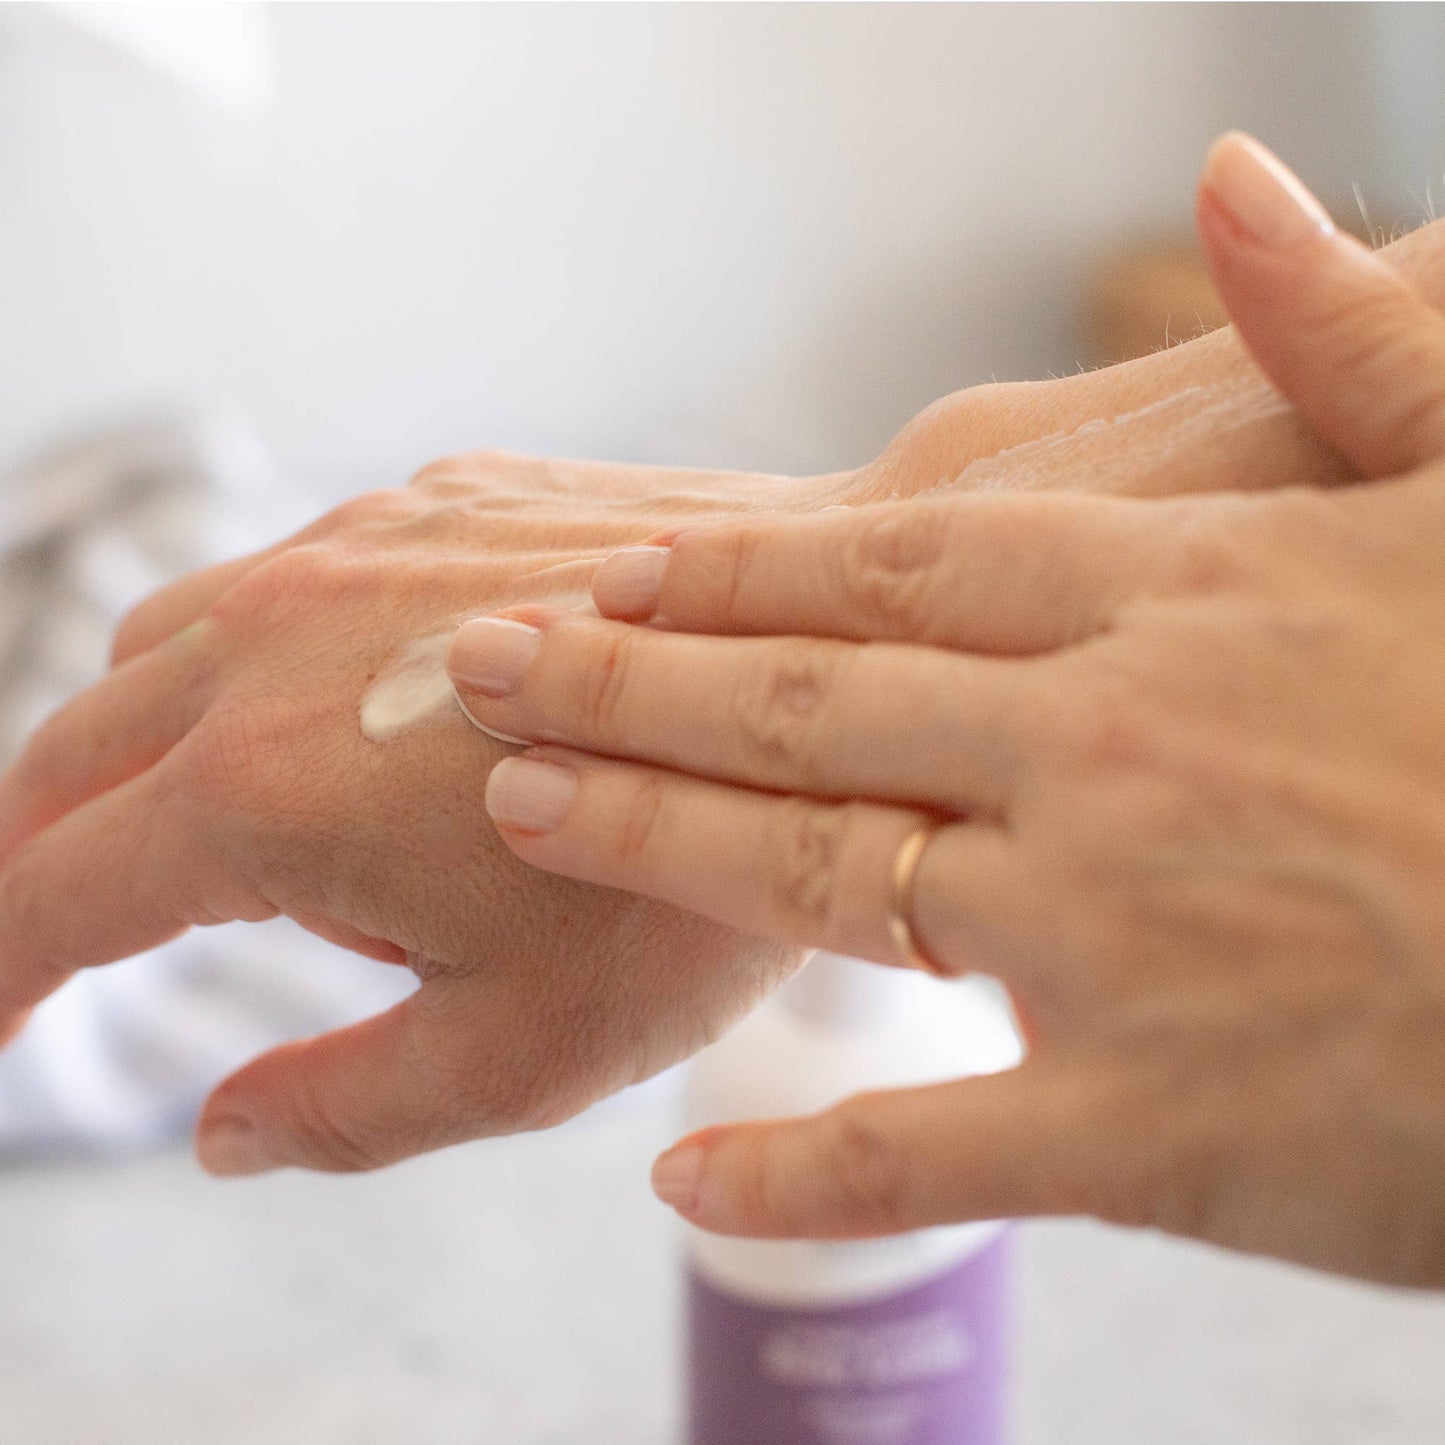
[683, 951, 1023, 1445]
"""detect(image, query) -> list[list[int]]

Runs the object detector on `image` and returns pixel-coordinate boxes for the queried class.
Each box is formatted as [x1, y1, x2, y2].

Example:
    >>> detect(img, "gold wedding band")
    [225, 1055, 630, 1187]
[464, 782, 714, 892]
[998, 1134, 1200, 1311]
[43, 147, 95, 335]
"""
[888, 821, 948, 976]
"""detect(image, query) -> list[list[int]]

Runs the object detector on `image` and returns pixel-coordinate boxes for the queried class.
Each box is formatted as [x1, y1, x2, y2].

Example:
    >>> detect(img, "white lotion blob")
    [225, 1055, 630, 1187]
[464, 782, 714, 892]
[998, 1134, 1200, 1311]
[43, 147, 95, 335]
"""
[358, 630, 464, 742]
[359, 592, 596, 746]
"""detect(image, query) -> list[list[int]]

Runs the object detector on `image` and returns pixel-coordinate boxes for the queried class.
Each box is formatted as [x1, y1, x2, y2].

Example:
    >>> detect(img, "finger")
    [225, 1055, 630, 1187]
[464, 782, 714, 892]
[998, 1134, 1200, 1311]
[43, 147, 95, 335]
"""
[483, 748, 1030, 978]
[1198, 131, 1445, 477]
[590, 492, 1169, 649]
[110, 547, 272, 667]
[0, 764, 262, 1029]
[649, 1062, 1128, 1238]
[450, 610, 1042, 815]
[0, 619, 219, 864]
[196, 990, 483, 1176]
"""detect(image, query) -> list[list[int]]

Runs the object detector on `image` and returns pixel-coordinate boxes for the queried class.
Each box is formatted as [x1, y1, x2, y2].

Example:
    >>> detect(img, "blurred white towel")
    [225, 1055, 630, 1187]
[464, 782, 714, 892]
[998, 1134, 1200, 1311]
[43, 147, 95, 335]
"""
[0, 413, 414, 1158]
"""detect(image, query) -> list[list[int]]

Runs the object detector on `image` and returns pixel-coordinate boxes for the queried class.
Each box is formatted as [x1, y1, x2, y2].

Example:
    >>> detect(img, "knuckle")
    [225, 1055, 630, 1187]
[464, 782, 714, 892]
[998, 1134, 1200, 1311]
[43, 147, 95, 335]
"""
[1169, 489, 1358, 607]
[340, 487, 410, 527]
[1165, 496, 1263, 596]
[411, 449, 536, 489]
[815, 1099, 914, 1232]
[576, 629, 638, 742]
[282, 1089, 395, 1174]
[862, 382, 1029, 494]
[768, 798, 852, 937]
[208, 543, 340, 626]
[1053, 671, 1156, 776]
[407, 454, 469, 488]
[613, 771, 669, 866]
[292, 491, 409, 544]
[732, 642, 841, 784]
[838, 509, 947, 632]
[172, 700, 301, 821]
[701, 523, 767, 624]
[926, 380, 1018, 435]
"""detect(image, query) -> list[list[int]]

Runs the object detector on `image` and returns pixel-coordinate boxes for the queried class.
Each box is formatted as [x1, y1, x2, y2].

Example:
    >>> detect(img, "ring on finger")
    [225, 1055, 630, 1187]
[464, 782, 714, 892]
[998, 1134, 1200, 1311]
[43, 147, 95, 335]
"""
[888, 819, 951, 976]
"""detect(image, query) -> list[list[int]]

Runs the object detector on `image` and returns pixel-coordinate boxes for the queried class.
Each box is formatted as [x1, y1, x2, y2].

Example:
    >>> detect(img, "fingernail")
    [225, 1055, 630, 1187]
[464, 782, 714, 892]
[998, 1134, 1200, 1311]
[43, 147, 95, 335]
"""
[449, 617, 542, 698]
[485, 756, 578, 834]
[651, 1141, 706, 1214]
[592, 546, 670, 622]
[1202, 131, 1334, 250]
[197, 1115, 276, 1178]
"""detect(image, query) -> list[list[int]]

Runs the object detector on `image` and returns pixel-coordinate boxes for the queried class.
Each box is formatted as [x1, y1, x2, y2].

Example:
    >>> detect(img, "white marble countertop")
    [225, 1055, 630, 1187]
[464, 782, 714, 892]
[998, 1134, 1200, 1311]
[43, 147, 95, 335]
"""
[0, 1088, 1441, 1445]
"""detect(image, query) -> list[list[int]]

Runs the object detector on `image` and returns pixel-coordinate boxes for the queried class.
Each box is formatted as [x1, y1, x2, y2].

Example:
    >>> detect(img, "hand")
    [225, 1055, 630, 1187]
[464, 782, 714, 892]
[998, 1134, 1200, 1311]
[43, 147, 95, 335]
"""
[0, 455, 850, 1170]
[451, 136, 1445, 1286]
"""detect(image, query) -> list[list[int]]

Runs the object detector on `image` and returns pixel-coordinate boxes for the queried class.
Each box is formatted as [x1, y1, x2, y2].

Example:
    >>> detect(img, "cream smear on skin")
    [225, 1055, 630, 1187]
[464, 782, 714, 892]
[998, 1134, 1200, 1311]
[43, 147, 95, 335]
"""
[359, 588, 595, 746]
[938, 383, 1292, 497]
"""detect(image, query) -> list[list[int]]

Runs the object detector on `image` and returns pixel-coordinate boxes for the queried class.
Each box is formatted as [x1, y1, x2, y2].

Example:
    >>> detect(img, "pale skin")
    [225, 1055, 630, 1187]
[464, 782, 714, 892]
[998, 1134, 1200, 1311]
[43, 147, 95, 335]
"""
[451, 135, 1445, 1289]
[0, 134, 1442, 1288]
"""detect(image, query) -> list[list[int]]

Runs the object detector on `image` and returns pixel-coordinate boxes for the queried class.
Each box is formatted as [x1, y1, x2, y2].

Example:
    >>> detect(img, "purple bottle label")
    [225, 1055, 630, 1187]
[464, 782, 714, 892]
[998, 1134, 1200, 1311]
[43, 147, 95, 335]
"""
[687, 1229, 1011, 1445]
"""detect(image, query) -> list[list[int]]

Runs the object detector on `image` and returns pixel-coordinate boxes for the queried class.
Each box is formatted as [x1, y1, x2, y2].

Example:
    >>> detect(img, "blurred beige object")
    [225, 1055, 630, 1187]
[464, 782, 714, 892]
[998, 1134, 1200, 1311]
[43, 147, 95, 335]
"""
[1085, 241, 1230, 365]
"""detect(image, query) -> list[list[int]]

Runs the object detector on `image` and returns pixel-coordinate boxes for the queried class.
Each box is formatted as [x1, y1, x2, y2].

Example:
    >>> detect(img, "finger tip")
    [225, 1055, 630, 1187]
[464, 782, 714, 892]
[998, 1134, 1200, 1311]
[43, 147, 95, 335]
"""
[446, 607, 556, 685]
[195, 1110, 278, 1179]
[591, 546, 670, 622]
[1196, 133, 1257, 240]
[1203, 129, 1257, 171]
[1202, 131, 1336, 253]
[483, 751, 579, 838]
[651, 1139, 707, 1217]
[652, 1125, 735, 1222]
[450, 683, 532, 747]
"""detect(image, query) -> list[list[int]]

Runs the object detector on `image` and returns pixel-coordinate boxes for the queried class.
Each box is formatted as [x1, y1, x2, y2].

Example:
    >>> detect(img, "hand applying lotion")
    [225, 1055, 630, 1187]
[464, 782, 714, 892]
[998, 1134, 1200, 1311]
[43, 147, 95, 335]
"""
[461, 136, 1445, 1289]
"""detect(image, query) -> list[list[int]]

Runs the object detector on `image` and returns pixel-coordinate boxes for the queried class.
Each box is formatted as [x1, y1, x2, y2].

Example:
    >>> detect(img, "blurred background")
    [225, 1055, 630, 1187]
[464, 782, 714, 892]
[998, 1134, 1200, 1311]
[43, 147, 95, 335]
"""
[2, 4, 1444, 1442]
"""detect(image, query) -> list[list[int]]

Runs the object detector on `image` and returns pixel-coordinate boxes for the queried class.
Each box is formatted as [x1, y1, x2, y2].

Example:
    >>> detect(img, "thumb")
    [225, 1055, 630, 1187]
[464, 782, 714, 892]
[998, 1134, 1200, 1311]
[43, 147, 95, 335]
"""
[651, 1064, 1131, 1239]
[1197, 131, 1445, 478]
[196, 988, 496, 1176]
